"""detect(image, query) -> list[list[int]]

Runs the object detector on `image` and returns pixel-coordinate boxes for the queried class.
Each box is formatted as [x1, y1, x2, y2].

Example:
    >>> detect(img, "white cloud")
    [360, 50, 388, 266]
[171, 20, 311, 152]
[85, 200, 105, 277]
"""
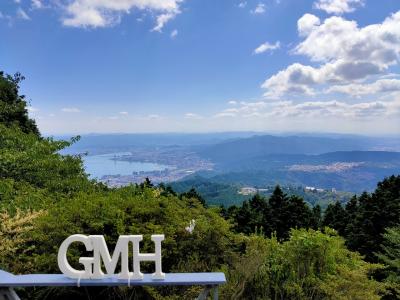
[262, 63, 322, 97]
[119, 111, 129, 115]
[215, 96, 400, 121]
[31, 0, 43, 9]
[62, 107, 81, 113]
[254, 41, 280, 54]
[184, 113, 203, 119]
[216, 102, 267, 118]
[170, 29, 178, 38]
[295, 12, 400, 67]
[238, 1, 247, 8]
[314, 0, 364, 15]
[62, 0, 183, 30]
[327, 79, 400, 97]
[251, 3, 266, 14]
[152, 11, 179, 32]
[228, 100, 238, 105]
[297, 14, 320, 37]
[17, 7, 30, 20]
[262, 11, 400, 98]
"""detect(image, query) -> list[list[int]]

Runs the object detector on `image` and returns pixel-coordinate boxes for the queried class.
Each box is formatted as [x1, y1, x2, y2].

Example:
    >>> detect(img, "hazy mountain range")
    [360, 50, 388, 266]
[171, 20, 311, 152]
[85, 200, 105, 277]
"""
[61, 132, 400, 197]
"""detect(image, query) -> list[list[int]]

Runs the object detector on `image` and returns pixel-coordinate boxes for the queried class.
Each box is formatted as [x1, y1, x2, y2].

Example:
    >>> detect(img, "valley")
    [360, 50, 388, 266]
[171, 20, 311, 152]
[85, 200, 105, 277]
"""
[63, 133, 400, 206]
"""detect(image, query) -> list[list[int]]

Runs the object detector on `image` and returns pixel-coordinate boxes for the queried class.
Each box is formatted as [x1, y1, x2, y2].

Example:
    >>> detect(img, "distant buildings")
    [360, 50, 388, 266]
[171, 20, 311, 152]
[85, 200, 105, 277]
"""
[238, 187, 258, 195]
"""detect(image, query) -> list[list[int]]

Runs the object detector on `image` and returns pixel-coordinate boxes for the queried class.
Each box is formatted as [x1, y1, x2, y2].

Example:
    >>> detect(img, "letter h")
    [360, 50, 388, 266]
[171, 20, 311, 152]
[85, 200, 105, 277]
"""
[131, 234, 165, 280]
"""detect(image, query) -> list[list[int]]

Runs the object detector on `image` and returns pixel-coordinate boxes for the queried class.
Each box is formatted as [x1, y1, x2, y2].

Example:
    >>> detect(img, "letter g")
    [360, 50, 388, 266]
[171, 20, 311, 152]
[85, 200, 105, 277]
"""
[58, 234, 94, 279]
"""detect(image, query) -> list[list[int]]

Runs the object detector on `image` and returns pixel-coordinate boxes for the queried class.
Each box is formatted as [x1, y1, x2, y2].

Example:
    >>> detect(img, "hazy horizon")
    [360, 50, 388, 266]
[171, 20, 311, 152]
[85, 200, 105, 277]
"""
[51, 130, 399, 139]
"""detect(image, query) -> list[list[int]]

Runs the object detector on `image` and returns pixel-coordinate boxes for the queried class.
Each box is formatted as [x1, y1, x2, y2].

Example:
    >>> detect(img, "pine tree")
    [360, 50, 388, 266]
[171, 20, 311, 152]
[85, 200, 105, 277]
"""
[286, 195, 313, 230]
[267, 185, 290, 239]
[376, 227, 400, 298]
[346, 176, 400, 261]
[248, 194, 268, 234]
[311, 204, 322, 229]
[344, 195, 358, 238]
[180, 188, 206, 207]
[322, 201, 347, 235]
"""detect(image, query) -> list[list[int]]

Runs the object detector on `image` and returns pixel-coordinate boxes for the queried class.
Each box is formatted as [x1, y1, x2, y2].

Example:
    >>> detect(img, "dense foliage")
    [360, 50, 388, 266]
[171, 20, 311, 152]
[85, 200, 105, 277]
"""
[223, 229, 382, 300]
[377, 227, 400, 299]
[0, 71, 398, 299]
[0, 72, 39, 136]
[171, 175, 355, 208]
[225, 186, 318, 239]
[322, 176, 400, 262]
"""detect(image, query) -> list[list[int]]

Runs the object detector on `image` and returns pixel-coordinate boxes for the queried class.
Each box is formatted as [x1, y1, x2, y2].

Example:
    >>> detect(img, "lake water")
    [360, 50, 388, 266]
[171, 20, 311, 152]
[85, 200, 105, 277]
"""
[83, 152, 168, 179]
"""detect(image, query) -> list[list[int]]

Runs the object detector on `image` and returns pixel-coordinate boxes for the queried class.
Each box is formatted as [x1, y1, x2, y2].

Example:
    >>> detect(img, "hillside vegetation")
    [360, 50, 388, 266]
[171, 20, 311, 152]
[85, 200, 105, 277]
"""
[1, 71, 399, 299]
[170, 175, 353, 207]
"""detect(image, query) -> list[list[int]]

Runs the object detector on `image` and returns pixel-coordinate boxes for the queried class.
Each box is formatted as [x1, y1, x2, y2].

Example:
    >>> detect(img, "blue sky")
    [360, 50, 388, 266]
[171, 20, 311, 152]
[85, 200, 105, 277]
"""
[1, 0, 399, 135]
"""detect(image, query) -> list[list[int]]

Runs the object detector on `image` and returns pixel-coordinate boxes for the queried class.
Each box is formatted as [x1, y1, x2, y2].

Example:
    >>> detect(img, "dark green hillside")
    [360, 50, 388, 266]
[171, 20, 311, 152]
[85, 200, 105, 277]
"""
[169, 176, 248, 206]
[170, 176, 353, 208]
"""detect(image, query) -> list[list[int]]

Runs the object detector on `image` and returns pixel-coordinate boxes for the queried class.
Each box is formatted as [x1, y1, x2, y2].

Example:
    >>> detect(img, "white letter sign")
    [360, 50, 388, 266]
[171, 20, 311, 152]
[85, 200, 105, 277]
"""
[57, 234, 165, 280]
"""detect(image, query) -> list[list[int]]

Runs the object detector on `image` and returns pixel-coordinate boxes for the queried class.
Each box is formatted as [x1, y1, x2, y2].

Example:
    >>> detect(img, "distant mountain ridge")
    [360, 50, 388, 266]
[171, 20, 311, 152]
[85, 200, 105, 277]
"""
[198, 135, 400, 165]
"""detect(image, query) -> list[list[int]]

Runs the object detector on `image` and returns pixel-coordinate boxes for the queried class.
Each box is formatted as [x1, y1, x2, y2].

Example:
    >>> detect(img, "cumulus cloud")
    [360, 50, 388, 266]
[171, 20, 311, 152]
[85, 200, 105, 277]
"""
[251, 3, 266, 14]
[327, 79, 400, 97]
[262, 63, 323, 97]
[297, 14, 320, 36]
[254, 41, 280, 54]
[238, 1, 247, 8]
[295, 12, 400, 69]
[215, 97, 400, 121]
[262, 11, 400, 98]
[62, 0, 183, 30]
[314, 0, 364, 15]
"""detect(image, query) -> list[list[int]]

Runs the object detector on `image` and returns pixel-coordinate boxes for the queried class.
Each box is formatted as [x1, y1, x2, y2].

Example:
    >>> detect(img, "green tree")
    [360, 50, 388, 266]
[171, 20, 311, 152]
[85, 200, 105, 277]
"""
[376, 227, 400, 299]
[222, 228, 383, 300]
[347, 177, 400, 261]
[311, 204, 322, 229]
[267, 185, 290, 239]
[0, 72, 39, 136]
[180, 187, 206, 207]
[0, 124, 95, 195]
[286, 195, 313, 231]
[322, 201, 347, 236]
[229, 186, 314, 239]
